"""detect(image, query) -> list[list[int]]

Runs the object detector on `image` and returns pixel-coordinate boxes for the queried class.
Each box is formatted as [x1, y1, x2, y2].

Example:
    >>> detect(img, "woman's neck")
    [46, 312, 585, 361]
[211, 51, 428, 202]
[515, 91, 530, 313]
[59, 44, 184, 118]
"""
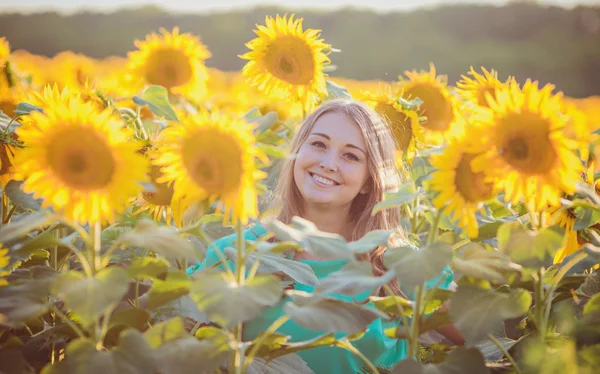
[302, 204, 352, 241]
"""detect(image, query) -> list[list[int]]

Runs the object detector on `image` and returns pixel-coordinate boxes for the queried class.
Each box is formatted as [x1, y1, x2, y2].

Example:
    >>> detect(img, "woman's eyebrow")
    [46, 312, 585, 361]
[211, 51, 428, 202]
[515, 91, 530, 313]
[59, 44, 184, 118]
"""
[310, 132, 366, 155]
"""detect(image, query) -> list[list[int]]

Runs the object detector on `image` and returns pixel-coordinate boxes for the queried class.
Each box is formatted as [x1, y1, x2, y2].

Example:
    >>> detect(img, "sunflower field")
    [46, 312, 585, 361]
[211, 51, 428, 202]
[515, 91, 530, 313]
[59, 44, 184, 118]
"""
[1, 12, 600, 374]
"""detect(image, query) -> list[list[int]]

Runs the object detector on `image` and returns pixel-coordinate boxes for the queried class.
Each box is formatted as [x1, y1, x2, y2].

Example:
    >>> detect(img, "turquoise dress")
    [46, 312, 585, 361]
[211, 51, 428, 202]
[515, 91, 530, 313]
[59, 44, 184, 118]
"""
[187, 224, 454, 374]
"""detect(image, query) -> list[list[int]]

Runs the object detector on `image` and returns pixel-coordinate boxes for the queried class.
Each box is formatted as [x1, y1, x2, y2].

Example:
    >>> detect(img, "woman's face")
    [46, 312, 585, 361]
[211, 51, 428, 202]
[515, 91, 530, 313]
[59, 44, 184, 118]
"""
[293, 111, 370, 210]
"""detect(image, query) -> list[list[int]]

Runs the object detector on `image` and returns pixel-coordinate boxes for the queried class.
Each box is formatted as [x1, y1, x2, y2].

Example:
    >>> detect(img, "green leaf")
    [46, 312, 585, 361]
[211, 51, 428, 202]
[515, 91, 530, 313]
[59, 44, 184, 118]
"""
[127, 257, 169, 280]
[264, 217, 352, 260]
[324, 80, 352, 100]
[14, 102, 43, 116]
[256, 240, 304, 254]
[391, 347, 489, 374]
[372, 180, 419, 214]
[265, 333, 337, 361]
[51, 267, 130, 328]
[244, 109, 278, 135]
[347, 230, 393, 253]
[452, 242, 522, 283]
[475, 334, 522, 362]
[315, 261, 396, 295]
[154, 336, 230, 374]
[383, 242, 453, 291]
[146, 270, 190, 310]
[370, 295, 414, 318]
[132, 85, 178, 122]
[223, 248, 319, 286]
[583, 293, 600, 316]
[189, 268, 282, 327]
[143, 317, 187, 348]
[118, 219, 198, 261]
[4, 180, 42, 211]
[284, 292, 389, 335]
[0, 279, 51, 327]
[0, 211, 55, 243]
[574, 203, 600, 230]
[449, 284, 532, 346]
[41, 330, 156, 374]
[497, 221, 564, 265]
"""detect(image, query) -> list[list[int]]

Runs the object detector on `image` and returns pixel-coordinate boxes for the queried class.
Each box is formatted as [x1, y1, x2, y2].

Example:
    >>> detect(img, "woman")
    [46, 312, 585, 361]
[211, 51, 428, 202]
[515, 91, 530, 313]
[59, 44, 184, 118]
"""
[187, 98, 461, 373]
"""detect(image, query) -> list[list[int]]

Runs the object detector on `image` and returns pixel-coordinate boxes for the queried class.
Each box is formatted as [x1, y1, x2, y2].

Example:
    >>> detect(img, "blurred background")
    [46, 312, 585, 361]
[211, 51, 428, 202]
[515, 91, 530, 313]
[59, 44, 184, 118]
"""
[1, 0, 599, 97]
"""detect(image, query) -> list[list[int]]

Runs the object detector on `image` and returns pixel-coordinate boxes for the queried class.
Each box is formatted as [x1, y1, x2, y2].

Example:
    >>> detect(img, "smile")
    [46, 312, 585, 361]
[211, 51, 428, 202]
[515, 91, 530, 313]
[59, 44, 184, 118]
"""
[308, 172, 340, 187]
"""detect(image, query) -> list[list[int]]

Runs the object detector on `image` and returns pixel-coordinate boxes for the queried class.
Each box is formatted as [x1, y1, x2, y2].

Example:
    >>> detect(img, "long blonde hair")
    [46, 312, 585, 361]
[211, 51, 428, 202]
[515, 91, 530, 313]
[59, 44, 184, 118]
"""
[269, 98, 409, 296]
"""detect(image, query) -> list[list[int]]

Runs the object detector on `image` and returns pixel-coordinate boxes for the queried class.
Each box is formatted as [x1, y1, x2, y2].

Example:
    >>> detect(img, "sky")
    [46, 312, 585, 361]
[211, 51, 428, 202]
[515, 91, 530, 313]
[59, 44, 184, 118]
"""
[1, 0, 598, 14]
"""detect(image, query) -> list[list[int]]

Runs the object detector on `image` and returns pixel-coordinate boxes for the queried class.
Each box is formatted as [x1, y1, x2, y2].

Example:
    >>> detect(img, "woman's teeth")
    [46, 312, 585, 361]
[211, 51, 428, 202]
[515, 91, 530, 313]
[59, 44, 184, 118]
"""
[311, 173, 337, 186]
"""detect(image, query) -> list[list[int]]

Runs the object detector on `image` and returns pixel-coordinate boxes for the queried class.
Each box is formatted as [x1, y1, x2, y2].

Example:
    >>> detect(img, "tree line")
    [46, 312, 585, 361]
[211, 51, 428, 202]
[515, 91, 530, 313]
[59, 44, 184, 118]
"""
[1, 3, 599, 97]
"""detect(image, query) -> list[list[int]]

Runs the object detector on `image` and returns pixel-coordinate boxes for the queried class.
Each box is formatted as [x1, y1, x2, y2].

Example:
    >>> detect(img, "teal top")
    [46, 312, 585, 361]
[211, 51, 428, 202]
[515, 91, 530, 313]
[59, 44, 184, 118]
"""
[186, 224, 454, 374]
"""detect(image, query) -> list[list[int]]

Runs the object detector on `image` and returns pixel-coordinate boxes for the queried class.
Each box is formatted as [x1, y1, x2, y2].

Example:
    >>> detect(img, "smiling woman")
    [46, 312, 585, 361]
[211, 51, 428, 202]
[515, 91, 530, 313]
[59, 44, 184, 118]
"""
[186, 98, 461, 374]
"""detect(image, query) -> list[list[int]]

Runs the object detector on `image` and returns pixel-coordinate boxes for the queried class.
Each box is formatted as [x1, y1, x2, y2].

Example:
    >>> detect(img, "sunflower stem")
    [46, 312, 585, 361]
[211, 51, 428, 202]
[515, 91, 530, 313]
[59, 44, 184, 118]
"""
[231, 220, 246, 374]
[488, 333, 522, 374]
[427, 208, 443, 245]
[408, 284, 424, 360]
[1, 113, 23, 135]
[342, 340, 380, 374]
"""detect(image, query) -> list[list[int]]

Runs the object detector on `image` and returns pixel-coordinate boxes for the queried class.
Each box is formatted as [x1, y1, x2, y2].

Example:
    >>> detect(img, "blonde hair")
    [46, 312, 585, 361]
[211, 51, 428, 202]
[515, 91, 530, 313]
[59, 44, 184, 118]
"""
[270, 98, 409, 296]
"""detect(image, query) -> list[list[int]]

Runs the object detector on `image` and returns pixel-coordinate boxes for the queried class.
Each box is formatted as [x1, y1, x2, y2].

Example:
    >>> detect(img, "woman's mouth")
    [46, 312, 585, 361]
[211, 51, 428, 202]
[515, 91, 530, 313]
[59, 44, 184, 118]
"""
[308, 172, 340, 187]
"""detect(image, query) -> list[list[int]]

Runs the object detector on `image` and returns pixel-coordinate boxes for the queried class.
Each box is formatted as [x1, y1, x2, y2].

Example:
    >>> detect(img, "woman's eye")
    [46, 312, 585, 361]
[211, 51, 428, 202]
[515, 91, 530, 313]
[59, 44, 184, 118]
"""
[311, 141, 326, 149]
[345, 153, 360, 161]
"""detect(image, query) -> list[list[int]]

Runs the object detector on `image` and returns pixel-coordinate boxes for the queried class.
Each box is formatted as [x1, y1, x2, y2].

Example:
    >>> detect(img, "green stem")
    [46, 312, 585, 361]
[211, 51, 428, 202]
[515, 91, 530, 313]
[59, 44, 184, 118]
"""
[242, 315, 290, 371]
[2, 113, 23, 135]
[195, 227, 235, 280]
[97, 307, 112, 350]
[342, 340, 380, 374]
[488, 334, 522, 374]
[534, 269, 546, 342]
[408, 285, 424, 360]
[2, 204, 16, 224]
[427, 209, 443, 245]
[231, 220, 246, 374]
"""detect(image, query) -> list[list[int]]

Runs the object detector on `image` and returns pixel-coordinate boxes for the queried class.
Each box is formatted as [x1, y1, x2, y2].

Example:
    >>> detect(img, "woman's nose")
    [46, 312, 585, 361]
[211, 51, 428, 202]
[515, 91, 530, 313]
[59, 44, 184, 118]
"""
[319, 152, 337, 172]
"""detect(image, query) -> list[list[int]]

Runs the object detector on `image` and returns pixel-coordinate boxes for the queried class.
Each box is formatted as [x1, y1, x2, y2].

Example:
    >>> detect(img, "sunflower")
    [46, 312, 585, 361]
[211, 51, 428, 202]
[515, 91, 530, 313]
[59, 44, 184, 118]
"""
[398, 63, 462, 144]
[547, 204, 580, 264]
[153, 110, 268, 225]
[363, 87, 424, 154]
[127, 27, 211, 100]
[468, 79, 584, 212]
[429, 137, 496, 238]
[455, 66, 511, 108]
[132, 163, 176, 224]
[0, 132, 20, 188]
[12, 96, 149, 224]
[0, 245, 9, 286]
[239, 14, 332, 113]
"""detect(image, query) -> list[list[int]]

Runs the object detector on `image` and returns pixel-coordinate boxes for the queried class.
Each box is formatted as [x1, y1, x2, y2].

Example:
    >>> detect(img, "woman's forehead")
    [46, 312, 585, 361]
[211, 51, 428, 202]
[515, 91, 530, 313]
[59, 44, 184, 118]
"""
[309, 111, 367, 148]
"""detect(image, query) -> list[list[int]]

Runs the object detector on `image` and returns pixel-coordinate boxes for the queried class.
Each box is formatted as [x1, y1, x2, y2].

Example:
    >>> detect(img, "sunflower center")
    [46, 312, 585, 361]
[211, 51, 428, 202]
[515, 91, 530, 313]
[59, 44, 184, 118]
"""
[182, 132, 243, 194]
[455, 153, 494, 203]
[497, 112, 556, 175]
[47, 127, 116, 191]
[403, 84, 453, 132]
[146, 48, 193, 89]
[376, 103, 413, 152]
[142, 165, 174, 206]
[265, 37, 315, 85]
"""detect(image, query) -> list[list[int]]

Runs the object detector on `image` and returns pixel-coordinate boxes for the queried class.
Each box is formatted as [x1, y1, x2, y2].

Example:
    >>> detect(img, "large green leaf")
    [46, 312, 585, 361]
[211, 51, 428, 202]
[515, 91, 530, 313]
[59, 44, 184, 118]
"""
[0, 211, 55, 243]
[284, 292, 389, 334]
[154, 336, 230, 374]
[264, 217, 352, 260]
[452, 242, 522, 283]
[583, 293, 600, 316]
[118, 219, 198, 261]
[391, 347, 489, 374]
[41, 330, 156, 374]
[132, 85, 178, 122]
[383, 242, 453, 291]
[104, 308, 151, 347]
[144, 317, 187, 348]
[497, 222, 564, 265]
[146, 270, 190, 310]
[222, 248, 319, 286]
[0, 278, 51, 327]
[324, 80, 352, 100]
[4, 180, 42, 211]
[449, 284, 531, 346]
[189, 268, 282, 327]
[127, 257, 169, 280]
[315, 261, 396, 295]
[347, 230, 393, 253]
[51, 267, 130, 327]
